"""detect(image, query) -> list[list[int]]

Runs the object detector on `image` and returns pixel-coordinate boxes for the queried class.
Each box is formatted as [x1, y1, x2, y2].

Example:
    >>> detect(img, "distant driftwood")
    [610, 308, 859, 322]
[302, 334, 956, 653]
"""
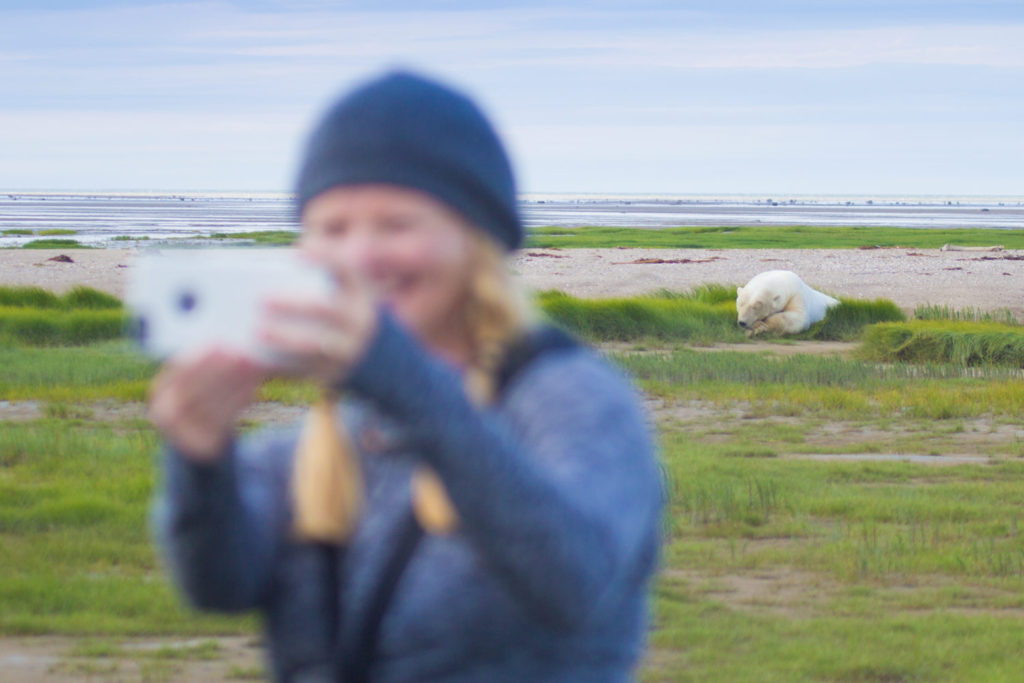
[940, 244, 1004, 252]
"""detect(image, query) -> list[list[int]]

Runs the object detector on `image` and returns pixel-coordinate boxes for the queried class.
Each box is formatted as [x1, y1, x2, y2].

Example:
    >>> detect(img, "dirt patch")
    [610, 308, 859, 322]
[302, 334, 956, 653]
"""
[612, 257, 723, 265]
[662, 566, 839, 618]
[0, 400, 308, 428]
[802, 418, 1024, 458]
[697, 341, 858, 358]
[643, 398, 752, 425]
[787, 453, 992, 466]
[0, 636, 263, 683]
[600, 340, 858, 358]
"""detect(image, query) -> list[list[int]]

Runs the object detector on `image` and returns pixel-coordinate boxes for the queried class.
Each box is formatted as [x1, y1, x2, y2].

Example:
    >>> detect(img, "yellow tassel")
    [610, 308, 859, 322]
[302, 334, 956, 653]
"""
[289, 233, 527, 541]
[406, 233, 526, 536]
[411, 467, 459, 534]
[291, 396, 363, 544]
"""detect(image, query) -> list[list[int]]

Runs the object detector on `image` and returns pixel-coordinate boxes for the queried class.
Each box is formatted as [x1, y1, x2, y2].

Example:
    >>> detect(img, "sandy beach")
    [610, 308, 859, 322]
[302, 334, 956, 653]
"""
[2, 247, 1022, 316]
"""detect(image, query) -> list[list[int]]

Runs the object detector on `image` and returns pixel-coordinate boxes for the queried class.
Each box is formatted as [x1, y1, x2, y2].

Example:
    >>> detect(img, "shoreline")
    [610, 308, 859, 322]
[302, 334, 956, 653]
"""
[1, 247, 1022, 316]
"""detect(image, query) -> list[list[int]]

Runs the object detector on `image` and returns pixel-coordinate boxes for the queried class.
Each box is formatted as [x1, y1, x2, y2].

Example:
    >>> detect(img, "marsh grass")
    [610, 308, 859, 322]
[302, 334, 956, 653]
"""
[209, 230, 297, 246]
[0, 307, 127, 346]
[860, 320, 1024, 367]
[648, 416, 1024, 681]
[0, 341, 154, 401]
[2, 228, 33, 236]
[20, 238, 89, 249]
[0, 287, 125, 346]
[0, 286, 121, 310]
[538, 288, 903, 343]
[915, 304, 1020, 325]
[6, 287, 1024, 679]
[0, 420, 256, 635]
[537, 289, 744, 344]
[37, 229, 78, 236]
[620, 349, 1024, 421]
[800, 297, 905, 341]
[526, 224, 1024, 249]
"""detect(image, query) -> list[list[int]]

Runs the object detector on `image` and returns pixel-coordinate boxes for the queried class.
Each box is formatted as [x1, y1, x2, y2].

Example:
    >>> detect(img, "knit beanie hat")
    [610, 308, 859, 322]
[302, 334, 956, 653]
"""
[294, 70, 523, 251]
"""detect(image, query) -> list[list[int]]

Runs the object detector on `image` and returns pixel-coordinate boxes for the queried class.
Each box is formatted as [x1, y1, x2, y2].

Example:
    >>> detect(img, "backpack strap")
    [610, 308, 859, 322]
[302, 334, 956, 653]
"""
[494, 324, 580, 397]
[339, 325, 580, 683]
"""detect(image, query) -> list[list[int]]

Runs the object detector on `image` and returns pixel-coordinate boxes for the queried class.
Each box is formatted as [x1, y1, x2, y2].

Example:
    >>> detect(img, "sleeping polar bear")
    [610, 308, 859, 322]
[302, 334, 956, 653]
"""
[736, 270, 839, 337]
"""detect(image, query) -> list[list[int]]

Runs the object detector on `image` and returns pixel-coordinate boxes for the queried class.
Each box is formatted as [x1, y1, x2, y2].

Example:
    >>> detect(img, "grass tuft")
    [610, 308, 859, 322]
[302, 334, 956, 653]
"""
[21, 238, 89, 249]
[208, 230, 297, 246]
[914, 304, 1019, 325]
[0, 287, 125, 346]
[0, 286, 61, 309]
[0, 308, 127, 346]
[537, 289, 743, 344]
[0, 286, 121, 310]
[802, 298, 906, 341]
[859, 320, 1024, 367]
[61, 286, 122, 310]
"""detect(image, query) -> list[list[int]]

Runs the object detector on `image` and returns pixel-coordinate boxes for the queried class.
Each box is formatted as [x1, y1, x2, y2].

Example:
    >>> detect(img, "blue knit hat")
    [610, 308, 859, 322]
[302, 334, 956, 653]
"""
[294, 71, 523, 251]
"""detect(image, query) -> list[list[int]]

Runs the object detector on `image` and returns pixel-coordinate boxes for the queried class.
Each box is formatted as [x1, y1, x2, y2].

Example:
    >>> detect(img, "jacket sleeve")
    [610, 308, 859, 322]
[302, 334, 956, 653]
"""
[344, 314, 663, 632]
[152, 431, 295, 612]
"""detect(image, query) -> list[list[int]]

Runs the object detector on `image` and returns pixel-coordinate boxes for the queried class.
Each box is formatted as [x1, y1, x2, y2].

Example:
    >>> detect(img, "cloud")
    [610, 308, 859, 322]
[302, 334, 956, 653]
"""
[1, 2, 1022, 192]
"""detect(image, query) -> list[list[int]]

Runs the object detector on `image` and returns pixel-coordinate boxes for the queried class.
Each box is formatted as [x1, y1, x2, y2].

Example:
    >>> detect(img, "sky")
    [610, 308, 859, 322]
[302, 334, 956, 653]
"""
[1, 0, 1022, 195]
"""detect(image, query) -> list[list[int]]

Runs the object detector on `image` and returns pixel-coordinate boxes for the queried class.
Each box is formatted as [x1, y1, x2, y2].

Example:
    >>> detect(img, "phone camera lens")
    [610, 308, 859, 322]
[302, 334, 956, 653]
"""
[132, 316, 148, 343]
[178, 291, 197, 313]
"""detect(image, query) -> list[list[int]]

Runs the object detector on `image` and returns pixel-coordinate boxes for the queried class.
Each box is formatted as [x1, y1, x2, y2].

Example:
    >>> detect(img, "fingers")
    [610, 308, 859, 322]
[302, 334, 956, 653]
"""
[149, 348, 265, 462]
[259, 285, 377, 385]
[263, 297, 343, 325]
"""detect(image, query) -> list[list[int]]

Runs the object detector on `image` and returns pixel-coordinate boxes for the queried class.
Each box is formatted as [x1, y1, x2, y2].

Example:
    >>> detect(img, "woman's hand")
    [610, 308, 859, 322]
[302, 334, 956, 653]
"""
[259, 267, 378, 387]
[149, 349, 267, 463]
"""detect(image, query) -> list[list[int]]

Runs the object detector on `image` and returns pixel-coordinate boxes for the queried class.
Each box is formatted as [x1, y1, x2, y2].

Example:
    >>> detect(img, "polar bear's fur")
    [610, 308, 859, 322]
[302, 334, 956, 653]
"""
[735, 270, 839, 337]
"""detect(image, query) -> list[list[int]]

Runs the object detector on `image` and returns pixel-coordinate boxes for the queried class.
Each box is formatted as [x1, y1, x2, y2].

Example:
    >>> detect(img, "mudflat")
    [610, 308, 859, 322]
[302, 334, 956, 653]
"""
[2, 247, 1022, 315]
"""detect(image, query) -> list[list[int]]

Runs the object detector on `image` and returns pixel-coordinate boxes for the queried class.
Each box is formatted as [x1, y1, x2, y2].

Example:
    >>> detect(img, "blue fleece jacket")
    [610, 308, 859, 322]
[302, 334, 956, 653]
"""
[154, 315, 663, 682]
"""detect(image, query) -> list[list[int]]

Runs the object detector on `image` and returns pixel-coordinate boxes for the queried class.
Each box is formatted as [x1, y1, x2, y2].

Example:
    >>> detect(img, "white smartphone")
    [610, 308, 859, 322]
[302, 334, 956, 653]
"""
[126, 249, 335, 363]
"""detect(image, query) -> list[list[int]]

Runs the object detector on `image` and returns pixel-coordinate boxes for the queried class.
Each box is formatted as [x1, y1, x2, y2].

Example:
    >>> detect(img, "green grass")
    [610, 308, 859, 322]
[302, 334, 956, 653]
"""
[0, 341, 155, 401]
[20, 238, 89, 249]
[37, 229, 78, 236]
[620, 348, 1024, 420]
[0, 287, 126, 346]
[860, 320, 1024, 367]
[914, 303, 1019, 325]
[537, 288, 904, 343]
[2, 228, 33, 236]
[537, 289, 744, 344]
[4, 287, 1024, 680]
[0, 419, 256, 635]
[208, 230, 297, 246]
[646, 414, 1024, 681]
[112, 235, 150, 241]
[799, 297, 905, 341]
[0, 307, 127, 346]
[0, 286, 121, 310]
[526, 225, 1024, 249]
[0, 341, 318, 404]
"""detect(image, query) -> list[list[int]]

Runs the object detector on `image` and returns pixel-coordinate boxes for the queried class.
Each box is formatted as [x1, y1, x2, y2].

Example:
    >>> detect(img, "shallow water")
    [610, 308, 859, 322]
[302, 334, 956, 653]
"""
[1, 192, 1022, 247]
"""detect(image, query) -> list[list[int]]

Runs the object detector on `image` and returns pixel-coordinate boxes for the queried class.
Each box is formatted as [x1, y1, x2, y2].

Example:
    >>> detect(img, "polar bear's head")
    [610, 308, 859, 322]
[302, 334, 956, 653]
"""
[735, 285, 783, 329]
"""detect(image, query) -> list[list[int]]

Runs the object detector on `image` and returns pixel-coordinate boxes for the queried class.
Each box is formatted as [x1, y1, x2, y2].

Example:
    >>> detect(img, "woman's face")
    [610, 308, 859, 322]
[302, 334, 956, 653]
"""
[300, 184, 476, 345]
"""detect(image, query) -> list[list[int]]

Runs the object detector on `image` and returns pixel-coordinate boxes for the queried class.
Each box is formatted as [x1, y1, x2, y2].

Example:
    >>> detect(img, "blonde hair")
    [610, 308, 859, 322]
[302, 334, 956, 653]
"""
[292, 230, 531, 542]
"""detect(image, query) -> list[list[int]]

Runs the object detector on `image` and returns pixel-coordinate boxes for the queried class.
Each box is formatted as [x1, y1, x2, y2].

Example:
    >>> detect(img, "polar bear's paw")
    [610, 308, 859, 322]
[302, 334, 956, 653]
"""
[746, 320, 770, 337]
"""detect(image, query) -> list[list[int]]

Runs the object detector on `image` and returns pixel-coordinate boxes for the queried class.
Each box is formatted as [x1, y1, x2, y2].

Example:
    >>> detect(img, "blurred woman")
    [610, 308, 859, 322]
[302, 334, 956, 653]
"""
[151, 71, 661, 682]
